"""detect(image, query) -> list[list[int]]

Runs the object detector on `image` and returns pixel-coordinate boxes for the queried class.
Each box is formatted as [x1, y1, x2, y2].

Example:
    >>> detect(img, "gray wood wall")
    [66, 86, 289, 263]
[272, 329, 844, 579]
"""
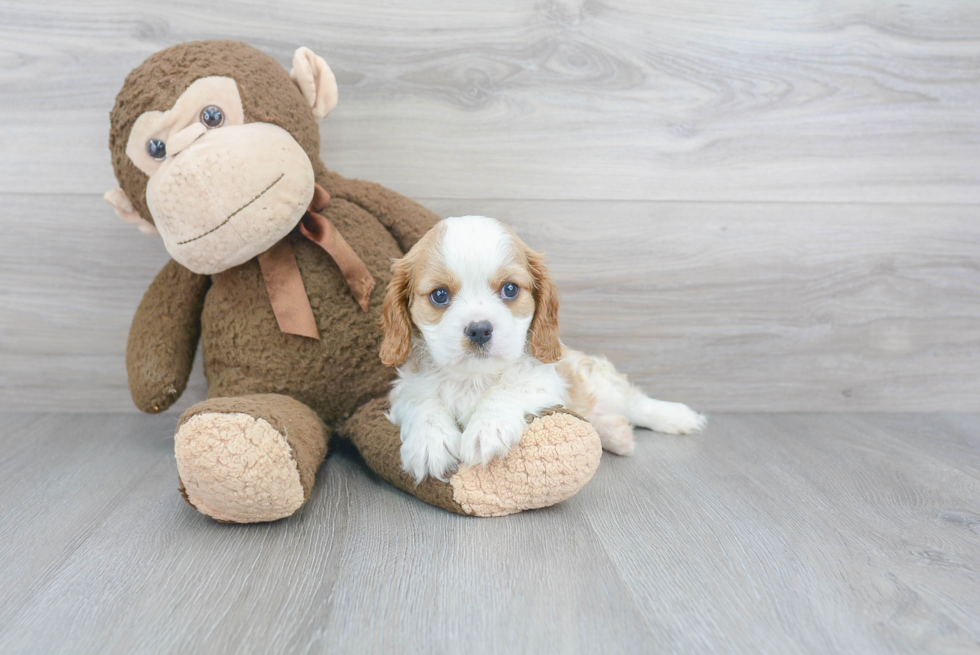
[1, 0, 978, 413]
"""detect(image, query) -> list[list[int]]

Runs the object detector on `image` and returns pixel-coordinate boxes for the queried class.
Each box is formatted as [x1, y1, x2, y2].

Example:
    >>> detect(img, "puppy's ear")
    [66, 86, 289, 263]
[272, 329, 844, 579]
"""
[380, 255, 414, 367]
[526, 248, 562, 364]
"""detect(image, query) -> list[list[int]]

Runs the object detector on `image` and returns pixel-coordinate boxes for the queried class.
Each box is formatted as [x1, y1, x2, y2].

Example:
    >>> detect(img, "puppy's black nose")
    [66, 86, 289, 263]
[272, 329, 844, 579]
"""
[464, 321, 493, 347]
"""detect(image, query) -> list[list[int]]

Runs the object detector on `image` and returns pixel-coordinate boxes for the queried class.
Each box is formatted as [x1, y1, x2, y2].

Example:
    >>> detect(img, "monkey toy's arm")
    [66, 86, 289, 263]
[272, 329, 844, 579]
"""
[126, 260, 210, 413]
[325, 173, 441, 252]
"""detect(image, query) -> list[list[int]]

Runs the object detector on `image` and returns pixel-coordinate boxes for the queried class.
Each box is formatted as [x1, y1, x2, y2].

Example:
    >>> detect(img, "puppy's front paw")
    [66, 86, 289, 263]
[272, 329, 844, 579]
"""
[400, 422, 461, 484]
[460, 413, 526, 467]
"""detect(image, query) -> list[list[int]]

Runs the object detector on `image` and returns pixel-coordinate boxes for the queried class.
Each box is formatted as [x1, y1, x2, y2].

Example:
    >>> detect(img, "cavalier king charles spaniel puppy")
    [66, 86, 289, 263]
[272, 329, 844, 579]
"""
[380, 216, 706, 483]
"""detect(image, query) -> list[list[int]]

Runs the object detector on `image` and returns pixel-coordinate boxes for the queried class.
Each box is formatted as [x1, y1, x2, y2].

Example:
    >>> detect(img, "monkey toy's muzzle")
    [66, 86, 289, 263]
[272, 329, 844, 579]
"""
[146, 122, 315, 275]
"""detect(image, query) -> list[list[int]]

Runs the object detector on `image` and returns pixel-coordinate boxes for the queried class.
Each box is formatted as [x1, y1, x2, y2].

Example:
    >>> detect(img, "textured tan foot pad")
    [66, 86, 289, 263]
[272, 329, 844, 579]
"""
[449, 410, 602, 517]
[175, 413, 305, 523]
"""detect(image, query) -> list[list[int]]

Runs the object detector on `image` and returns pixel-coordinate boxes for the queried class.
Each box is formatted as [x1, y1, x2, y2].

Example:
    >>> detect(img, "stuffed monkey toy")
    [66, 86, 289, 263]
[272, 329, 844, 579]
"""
[105, 41, 601, 522]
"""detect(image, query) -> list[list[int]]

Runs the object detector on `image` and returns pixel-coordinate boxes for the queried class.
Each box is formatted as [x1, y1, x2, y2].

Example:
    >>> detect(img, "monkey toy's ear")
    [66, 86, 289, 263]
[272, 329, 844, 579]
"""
[290, 46, 339, 122]
[104, 188, 159, 235]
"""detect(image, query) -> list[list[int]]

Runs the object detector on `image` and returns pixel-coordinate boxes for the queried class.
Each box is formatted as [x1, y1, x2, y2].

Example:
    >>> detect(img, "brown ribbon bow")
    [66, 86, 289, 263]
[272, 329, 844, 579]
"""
[256, 183, 375, 339]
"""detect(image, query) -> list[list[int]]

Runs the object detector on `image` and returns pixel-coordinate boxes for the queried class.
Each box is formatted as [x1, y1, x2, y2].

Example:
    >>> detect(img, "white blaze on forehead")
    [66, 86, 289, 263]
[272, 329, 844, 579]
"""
[440, 216, 512, 293]
[416, 215, 533, 372]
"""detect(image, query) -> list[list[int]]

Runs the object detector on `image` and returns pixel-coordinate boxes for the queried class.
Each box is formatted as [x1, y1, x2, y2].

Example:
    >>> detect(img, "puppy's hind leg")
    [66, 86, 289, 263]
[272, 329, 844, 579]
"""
[561, 349, 706, 450]
[627, 388, 706, 435]
[561, 350, 636, 455]
[591, 415, 635, 456]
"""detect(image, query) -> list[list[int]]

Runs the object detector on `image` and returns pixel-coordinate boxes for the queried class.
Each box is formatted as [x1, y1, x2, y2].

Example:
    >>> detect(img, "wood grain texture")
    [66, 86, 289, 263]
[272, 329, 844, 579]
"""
[0, 0, 977, 412]
[0, 0, 978, 202]
[0, 412, 977, 654]
[2, 195, 978, 413]
[429, 199, 980, 413]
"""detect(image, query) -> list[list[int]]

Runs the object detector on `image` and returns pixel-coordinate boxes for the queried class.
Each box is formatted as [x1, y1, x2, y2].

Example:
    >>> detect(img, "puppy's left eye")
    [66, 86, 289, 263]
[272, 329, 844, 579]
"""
[429, 288, 450, 306]
[501, 283, 519, 300]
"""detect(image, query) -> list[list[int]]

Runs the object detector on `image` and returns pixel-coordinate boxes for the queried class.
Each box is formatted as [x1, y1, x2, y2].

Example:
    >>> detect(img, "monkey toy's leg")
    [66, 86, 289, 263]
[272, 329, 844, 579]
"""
[342, 399, 603, 517]
[174, 394, 328, 523]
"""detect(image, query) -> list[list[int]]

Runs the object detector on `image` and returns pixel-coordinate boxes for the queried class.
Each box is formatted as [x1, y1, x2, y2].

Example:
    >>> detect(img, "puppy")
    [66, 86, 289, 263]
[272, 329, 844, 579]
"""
[380, 216, 706, 483]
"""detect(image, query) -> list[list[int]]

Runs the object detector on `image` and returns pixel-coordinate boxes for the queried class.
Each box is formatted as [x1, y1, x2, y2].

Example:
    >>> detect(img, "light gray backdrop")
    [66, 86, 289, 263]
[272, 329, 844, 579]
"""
[1, 0, 978, 413]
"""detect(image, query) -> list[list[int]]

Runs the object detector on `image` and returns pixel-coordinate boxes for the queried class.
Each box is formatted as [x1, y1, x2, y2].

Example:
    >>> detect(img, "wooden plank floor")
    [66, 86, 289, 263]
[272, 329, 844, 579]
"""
[1, 413, 977, 654]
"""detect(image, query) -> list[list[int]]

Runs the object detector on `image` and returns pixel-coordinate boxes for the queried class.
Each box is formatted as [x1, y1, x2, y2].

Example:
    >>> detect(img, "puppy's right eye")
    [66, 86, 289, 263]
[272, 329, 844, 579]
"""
[429, 288, 450, 306]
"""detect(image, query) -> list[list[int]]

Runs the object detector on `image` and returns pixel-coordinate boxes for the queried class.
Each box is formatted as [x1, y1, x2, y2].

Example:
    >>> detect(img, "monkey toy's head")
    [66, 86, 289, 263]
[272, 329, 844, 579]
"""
[106, 41, 338, 275]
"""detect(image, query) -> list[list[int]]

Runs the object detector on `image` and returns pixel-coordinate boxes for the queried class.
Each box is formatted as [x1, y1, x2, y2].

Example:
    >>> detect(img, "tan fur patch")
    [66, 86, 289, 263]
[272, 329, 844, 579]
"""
[381, 222, 448, 367]
[409, 254, 460, 328]
[505, 284, 536, 319]
[491, 262, 535, 319]
[493, 225, 562, 362]
[557, 351, 598, 417]
[406, 223, 461, 331]
[523, 243, 562, 364]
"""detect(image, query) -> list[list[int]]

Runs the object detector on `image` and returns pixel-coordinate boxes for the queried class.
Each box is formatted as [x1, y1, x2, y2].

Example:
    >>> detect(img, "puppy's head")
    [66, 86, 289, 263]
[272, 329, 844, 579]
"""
[380, 216, 561, 373]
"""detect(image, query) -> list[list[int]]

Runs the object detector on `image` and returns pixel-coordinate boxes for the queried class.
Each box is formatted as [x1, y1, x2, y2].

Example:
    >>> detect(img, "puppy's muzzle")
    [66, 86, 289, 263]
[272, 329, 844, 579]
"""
[464, 321, 493, 347]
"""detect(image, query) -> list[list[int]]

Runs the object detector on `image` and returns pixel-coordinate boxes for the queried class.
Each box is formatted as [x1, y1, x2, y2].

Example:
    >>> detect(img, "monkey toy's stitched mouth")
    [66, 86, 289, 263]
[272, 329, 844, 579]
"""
[176, 173, 285, 245]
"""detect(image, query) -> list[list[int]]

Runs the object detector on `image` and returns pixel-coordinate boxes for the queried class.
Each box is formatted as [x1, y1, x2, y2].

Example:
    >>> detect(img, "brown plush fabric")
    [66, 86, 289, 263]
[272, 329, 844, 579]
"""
[321, 172, 443, 254]
[342, 398, 467, 514]
[177, 394, 329, 503]
[199, 193, 428, 429]
[109, 40, 326, 224]
[126, 259, 209, 412]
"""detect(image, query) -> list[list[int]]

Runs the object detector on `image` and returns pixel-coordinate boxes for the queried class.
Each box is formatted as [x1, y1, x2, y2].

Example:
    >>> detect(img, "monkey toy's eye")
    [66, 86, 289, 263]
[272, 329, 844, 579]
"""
[146, 138, 167, 160]
[501, 282, 519, 300]
[200, 105, 224, 128]
[429, 288, 450, 306]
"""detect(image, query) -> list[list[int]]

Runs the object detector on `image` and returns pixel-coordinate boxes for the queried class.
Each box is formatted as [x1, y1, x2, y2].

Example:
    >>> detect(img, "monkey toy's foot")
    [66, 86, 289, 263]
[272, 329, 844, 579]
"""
[174, 394, 328, 523]
[344, 399, 602, 517]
